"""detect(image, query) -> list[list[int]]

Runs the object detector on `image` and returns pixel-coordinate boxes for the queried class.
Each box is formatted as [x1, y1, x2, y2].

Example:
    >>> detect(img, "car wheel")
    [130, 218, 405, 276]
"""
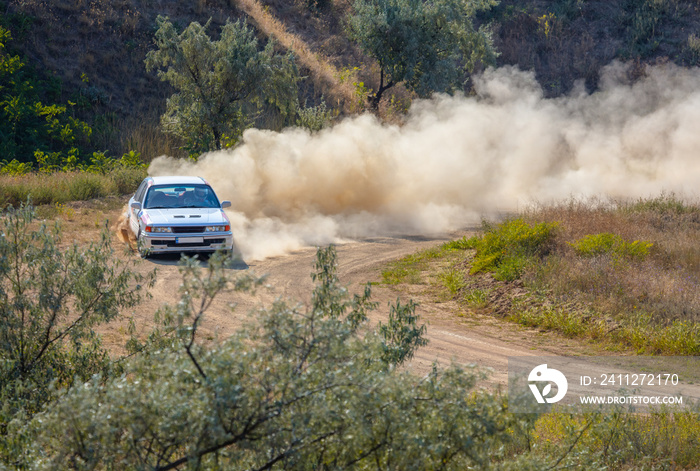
[136, 231, 149, 259]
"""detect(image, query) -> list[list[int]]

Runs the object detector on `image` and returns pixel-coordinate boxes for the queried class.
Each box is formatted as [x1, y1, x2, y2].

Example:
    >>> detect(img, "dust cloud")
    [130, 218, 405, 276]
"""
[148, 62, 700, 261]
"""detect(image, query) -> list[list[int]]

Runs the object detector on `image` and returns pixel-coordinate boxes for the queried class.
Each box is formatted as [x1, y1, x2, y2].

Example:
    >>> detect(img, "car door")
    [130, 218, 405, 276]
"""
[130, 180, 148, 236]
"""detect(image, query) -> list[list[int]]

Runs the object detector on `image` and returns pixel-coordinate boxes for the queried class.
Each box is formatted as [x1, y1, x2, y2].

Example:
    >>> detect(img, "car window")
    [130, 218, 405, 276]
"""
[144, 184, 221, 209]
[134, 180, 148, 202]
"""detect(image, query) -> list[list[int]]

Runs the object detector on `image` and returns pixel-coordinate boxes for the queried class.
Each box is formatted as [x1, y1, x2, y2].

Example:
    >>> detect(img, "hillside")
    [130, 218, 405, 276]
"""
[2, 0, 700, 159]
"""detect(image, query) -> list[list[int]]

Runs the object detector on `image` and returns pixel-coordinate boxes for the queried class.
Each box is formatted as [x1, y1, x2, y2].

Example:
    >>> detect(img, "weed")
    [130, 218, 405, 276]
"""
[622, 192, 695, 215]
[352, 81, 372, 111]
[683, 33, 700, 65]
[443, 235, 480, 251]
[68, 173, 106, 201]
[382, 239, 475, 286]
[464, 289, 489, 309]
[438, 268, 466, 295]
[54, 202, 75, 220]
[536, 12, 557, 39]
[382, 265, 421, 285]
[469, 218, 559, 277]
[337, 66, 361, 83]
[510, 305, 597, 339]
[621, 0, 680, 57]
[569, 233, 653, 260]
[381, 247, 443, 285]
[296, 100, 335, 132]
[494, 254, 533, 282]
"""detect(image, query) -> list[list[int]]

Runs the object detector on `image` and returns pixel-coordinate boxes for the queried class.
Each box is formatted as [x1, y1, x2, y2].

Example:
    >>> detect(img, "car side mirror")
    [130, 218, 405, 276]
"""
[130, 201, 142, 210]
[221, 201, 231, 209]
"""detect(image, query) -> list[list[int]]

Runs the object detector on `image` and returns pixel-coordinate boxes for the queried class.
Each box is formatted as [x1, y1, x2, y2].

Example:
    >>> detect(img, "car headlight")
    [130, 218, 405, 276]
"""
[205, 225, 230, 232]
[145, 226, 172, 233]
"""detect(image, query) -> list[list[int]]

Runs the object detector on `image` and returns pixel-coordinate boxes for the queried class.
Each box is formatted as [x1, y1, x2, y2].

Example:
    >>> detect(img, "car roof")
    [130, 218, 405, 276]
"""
[147, 176, 208, 186]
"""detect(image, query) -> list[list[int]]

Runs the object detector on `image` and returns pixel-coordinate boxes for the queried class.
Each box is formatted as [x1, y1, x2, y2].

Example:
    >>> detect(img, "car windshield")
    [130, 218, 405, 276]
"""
[144, 184, 220, 209]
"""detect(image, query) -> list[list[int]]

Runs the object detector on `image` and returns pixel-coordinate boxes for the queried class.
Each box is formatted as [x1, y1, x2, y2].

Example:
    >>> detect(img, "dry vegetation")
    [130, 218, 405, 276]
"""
[0, 167, 145, 207]
[523, 195, 700, 324]
[383, 194, 700, 355]
[508, 195, 700, 354]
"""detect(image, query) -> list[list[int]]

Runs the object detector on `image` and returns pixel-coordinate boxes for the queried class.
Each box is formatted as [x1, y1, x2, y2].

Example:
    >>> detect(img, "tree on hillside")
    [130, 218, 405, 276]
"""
[29, 246, 524, 469]
[347, 0, 499, 109]
[0, 27, 93, 169]
[0, 204, 153, 465]
[145, 17, 299, 155]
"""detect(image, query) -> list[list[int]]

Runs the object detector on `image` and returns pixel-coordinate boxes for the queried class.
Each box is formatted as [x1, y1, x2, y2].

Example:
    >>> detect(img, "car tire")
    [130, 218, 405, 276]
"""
[136, 231, 149, 259]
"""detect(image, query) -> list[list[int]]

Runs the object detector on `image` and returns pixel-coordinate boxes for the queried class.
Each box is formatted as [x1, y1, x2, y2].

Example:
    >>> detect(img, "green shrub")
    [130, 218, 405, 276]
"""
[438, 267, 466, 295]
[0, 159, 33, 175]
[68, 173, 105, 201]
[469, 218, 559, 277]
[623, 192, 697, 215]
[0, 204, 150, 464]
[494, 254, 532, 282]
[296, 101, 334, 131]
[569, 233, 653, 260]
[107, 166, 148, 195]
[569, 232, 618, 257]
[463, 288, 489, 308]
[442, 235, 480, 251]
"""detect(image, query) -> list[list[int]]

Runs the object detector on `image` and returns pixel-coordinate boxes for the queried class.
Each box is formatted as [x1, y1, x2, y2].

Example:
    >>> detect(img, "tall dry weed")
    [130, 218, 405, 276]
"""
[523, 195, 700, 329]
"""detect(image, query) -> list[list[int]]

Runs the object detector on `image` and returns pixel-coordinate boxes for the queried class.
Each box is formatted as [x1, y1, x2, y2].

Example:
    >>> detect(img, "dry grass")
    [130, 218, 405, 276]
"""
[0, 168, 146, 208]
[499, 194, 699, 354]
[118, 118, 185, 161]
[522, 195, 700, 326]
[232, 0, 358, 112]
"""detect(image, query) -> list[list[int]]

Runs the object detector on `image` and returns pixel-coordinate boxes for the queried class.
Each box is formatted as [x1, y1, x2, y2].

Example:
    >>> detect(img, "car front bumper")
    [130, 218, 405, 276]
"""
[140, 232, 234, 254]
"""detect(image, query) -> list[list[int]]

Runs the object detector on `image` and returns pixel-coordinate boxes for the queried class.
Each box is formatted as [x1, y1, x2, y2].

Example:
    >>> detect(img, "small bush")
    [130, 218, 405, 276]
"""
[68, 173, 105, 201]
[494, 254, 532, 282]
[623, 192, 695, 215]
[464, 289, 489, 308]
[296, 101, 334, 132]
[438, 268, 466, 295]
[469, 218, 559, 277]
[569, 233, 653, 260]
[108, 166, 147, 195]
[442, 235, 480, 251]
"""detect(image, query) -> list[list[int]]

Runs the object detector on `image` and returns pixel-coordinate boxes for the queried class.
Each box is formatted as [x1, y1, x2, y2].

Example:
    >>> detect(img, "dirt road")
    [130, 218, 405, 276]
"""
[107, 219, 584, 388]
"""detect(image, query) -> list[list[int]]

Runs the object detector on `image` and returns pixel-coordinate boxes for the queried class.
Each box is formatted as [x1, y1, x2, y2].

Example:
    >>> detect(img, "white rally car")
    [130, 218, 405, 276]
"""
[127, 176, 234, 257]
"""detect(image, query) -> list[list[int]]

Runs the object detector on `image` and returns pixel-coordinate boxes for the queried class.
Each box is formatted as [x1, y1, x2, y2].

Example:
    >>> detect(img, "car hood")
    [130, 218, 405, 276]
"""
[142, 208, 229, 226]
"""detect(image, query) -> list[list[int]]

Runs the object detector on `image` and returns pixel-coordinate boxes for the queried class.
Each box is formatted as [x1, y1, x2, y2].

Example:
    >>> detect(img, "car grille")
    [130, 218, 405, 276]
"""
[151, 238, 225, 247]
[172, 226, 206, 234]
